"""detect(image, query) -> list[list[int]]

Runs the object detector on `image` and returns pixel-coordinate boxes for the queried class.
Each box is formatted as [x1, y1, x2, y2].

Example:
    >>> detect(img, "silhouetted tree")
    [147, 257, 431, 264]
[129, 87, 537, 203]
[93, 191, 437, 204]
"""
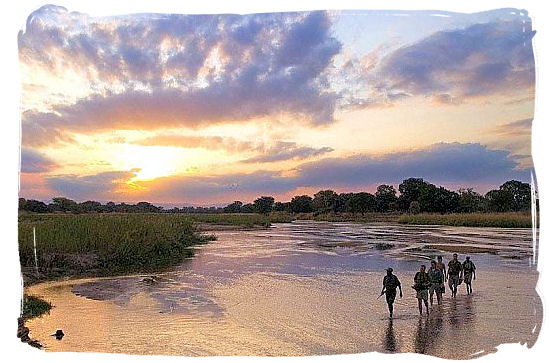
[375, 185, 398, 212]
[289, 195, 314, 213]
[79, 200, 104, 213]
[52, 197, 80, 213]
[223, 201, 243, 213]
[500, 180, 531, 211]
[409, 201, 421, 214]
[273, 201, 291, 212]
[348, 192, 376, 214]
[313, 190, 338, 213]
[253, 196, 274, 214]
[457, 188, 485, 213]
[241, 203, 255, 213]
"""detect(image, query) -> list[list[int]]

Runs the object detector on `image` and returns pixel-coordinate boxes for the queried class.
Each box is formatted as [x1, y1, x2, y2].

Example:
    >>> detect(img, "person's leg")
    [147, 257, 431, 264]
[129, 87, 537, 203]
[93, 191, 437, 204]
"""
[429, 290, 434, 306]
[386, 292, 395, 318]
[424, 297, 429, 315]
[436, 291, 441, 305]
[418, 298, 422, 315]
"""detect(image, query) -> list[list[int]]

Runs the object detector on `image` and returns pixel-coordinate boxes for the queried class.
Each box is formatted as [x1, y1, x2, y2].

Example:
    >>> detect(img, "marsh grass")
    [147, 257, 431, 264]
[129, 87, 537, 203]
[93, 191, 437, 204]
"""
[21, 295, 52, 319]
[18, 213, 216, 280]
[398, 212, 534, 228]
[186, 213, 272, 227]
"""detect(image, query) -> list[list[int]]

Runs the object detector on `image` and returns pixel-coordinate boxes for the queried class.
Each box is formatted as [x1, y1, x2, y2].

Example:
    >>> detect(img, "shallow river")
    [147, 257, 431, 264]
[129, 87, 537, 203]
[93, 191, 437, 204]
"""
[25, 221, 542, 358]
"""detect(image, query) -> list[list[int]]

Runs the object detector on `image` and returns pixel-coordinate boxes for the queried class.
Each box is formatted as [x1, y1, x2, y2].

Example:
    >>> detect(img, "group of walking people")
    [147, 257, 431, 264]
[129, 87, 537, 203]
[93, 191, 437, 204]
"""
[380, 253, 477, 317]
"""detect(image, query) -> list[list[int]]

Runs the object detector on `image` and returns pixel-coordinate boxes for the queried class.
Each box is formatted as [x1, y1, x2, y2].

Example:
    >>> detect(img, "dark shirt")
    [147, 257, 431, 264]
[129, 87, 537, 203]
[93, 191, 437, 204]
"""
[428, 267, 444, 283]
[414, 272, 430, 290]
[463, 260, 476, 273]
[383, 274, 401, 291]
[448, 259, 463, 275]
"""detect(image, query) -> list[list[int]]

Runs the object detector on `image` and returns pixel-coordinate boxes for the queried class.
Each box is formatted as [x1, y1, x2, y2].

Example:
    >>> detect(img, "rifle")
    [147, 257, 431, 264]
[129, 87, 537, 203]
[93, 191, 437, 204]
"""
[377, 290, 386, 299]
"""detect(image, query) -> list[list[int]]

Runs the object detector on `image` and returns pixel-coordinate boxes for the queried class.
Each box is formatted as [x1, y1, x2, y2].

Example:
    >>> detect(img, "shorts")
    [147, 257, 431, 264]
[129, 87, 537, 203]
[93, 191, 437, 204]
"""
[416, 289, 428, 301]
[464, 272, 473, 284]
[386, 289, 397, 304]
[448, 274, 460, 288]
[429, 282, 445, 294]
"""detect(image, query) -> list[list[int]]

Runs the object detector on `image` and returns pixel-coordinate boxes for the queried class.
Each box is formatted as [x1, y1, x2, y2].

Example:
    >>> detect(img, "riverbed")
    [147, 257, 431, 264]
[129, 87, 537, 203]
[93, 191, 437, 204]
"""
[25, 221, 541, 358]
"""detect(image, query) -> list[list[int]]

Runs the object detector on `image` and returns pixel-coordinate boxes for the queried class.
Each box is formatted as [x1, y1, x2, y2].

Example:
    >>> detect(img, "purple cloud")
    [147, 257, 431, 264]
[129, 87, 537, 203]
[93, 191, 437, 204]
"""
[19, 7, 342, 147]
[375, 21, 535, 100]
[241, 142, 334, 163]
[45, 170, 138, 200]
[20, 148, 58, 173]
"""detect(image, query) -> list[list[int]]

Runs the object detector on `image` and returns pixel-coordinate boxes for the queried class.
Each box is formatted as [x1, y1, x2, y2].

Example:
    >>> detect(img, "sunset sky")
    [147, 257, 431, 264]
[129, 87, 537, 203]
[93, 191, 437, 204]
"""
[18, 5, 535, 205]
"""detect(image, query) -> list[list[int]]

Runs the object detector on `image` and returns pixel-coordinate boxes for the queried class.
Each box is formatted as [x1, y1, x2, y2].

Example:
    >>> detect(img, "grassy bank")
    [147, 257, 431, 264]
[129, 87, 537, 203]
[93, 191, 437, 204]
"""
[18, 213, 217, 283]
[18, 295, 52, 348]
[398, 212, 535, 228]
[21, 295, 52, 319]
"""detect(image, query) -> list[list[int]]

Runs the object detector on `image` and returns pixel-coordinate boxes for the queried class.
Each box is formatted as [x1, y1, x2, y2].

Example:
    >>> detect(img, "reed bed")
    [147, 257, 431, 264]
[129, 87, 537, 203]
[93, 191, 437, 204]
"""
[18, 213, 215, 280]
[398, 212, 535, 228]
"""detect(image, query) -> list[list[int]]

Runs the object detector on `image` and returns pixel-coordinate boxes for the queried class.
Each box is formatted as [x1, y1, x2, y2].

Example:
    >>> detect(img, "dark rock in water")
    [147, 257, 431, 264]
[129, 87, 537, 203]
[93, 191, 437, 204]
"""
[51, 329, 64, 340]
[142, 276, 159, 284]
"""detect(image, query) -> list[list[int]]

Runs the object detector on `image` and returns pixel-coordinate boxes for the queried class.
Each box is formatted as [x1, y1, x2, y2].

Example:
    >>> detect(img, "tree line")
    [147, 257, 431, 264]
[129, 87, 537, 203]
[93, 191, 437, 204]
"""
[19, 178, 533, 215]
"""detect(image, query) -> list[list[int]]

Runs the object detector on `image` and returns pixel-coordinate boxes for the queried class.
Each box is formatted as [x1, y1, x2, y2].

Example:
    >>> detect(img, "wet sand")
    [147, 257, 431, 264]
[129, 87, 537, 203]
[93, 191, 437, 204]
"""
[24, 221, 541, 358]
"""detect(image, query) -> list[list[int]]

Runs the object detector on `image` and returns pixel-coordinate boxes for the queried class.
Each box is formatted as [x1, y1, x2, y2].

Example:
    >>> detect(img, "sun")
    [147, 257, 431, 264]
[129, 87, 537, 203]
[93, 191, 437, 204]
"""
[118, 145, 179, 181]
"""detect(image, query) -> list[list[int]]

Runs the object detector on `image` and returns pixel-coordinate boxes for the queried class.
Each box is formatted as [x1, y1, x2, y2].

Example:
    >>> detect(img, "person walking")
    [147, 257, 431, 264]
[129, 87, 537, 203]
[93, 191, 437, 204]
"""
[447, 253, 463, 298]
[436, 255, 447, 282]
[428, 260, 444, 305]
[381, 267, 403, 318]
[414, 265, 430, 315]
[462, 256, 476, 295]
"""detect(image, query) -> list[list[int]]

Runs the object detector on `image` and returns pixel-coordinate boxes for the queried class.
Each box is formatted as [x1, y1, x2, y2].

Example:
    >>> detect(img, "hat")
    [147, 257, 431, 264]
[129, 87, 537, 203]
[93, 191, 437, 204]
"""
[385, 267, 393, 273]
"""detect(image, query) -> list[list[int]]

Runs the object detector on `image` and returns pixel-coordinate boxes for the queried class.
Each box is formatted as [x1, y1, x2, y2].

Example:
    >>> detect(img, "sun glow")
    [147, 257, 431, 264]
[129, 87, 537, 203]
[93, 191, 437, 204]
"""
[119, 146, 180, 181]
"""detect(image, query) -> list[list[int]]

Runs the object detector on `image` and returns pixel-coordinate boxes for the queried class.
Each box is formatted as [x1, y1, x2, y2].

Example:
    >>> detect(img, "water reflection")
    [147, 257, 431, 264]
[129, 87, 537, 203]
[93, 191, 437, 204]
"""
[414, 313, 445, 355]
[383, 320, 397, 352]
[24, 222, 540, 357]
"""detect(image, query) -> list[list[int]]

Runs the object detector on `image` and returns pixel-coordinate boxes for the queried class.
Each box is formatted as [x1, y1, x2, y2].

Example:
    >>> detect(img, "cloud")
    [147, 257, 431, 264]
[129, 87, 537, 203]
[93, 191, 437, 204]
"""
[20, 148, 58, 173]
[295, 143, 529, 187]
[241, 142, 333, 163]
[132, 134, 257, 152]
[374, 21, 535, 100]
[339, 20, 536, 109]
[43, 142, 530, 203]
[490, 118, 532, 137]
[45, 170, 138, 200]
[19, 6, 342, 147]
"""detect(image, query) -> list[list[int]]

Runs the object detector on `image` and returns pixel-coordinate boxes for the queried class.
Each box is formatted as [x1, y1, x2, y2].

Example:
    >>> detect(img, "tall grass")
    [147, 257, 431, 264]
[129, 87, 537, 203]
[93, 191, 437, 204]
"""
[293, 212, 400, 223]
[398, 212, 534, 228]
[185, 213, 272, 227]
[18, 214, 215, 279]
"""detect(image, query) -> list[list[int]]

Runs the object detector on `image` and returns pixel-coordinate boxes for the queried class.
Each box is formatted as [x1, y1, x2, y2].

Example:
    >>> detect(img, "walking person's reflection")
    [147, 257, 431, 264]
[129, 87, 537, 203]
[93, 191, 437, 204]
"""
[414, 314, 445, 355]
[383, 319, 397, 352]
